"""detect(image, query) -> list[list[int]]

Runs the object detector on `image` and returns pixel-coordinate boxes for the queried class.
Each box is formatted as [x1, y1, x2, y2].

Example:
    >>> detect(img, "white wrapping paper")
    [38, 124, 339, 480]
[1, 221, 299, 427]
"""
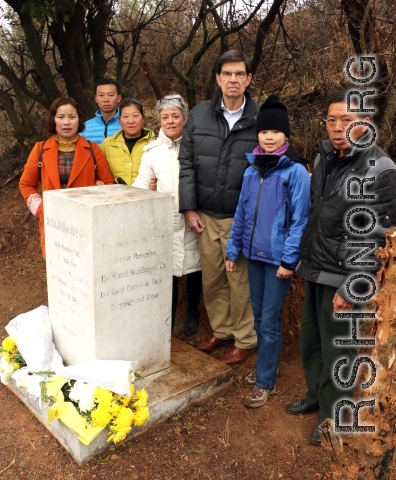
[55, 360, 139, 396]
[5, 306, 139, 397]
[6, 305, 55, 372]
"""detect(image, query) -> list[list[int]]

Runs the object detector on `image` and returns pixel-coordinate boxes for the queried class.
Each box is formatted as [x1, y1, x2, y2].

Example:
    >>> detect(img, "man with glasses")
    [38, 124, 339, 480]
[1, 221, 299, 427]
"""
[286, 89, 396, 445]
[81, 78, 122, 144]
[178, 50, 259, 365]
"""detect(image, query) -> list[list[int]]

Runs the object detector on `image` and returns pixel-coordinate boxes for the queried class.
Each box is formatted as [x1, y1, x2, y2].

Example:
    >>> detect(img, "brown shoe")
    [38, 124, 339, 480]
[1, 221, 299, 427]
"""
[194, 335, 226, 353]
[218, 346, 257, 366]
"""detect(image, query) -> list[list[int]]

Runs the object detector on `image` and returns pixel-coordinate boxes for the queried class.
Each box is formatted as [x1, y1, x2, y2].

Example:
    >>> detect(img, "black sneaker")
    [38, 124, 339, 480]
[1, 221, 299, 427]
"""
[184, 308, 200, 336]
[286, 399, 319, 416]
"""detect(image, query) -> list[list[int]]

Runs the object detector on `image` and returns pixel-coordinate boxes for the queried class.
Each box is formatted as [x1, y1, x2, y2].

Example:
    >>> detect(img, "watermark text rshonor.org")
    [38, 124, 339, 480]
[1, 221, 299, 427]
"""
[333, 56, 378, 433]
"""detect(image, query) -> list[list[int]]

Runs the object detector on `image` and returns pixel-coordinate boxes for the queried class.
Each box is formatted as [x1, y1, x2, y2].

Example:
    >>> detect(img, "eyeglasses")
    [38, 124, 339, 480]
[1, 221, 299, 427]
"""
[220, 71, 247, 79]
[159, 96, 184, 106]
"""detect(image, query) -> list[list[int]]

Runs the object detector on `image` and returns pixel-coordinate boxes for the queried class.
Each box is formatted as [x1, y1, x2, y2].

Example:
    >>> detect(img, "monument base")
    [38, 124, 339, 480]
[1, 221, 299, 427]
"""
[7, 338, 233, 464]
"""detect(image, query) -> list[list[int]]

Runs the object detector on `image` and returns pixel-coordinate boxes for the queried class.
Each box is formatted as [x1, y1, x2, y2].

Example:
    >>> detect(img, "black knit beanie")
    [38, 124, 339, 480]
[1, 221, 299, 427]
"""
[256, 94, 290, 137]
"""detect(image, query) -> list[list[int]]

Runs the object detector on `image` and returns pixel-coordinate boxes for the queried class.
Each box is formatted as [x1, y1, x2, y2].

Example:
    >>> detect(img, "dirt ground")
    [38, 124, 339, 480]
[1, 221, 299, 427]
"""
[0, 180, 335, 479]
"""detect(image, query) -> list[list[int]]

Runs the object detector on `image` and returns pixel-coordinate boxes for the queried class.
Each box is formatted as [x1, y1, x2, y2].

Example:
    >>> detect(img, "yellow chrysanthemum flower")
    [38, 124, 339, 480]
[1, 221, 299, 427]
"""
[107, 407, 135, 443]
[132, 388, 148, 409]
[113, 393, 130, 408]
[2, 337, 17, 355]
[108, 426, 130, 444]
[91, 405, 112, 428]
[134, 406, 150, 427]
[117, 407, 135, 427]
[110, 400, 123, 417]
[93, 387, 113, 408]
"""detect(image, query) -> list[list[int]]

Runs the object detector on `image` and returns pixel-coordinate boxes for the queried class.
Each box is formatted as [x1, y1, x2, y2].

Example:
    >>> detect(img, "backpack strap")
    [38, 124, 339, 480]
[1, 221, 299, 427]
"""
[37, 139, 98, 182]
[87, 140, 98, 170]
[37, 140, 47, 169]
[37, 140, 47, 180]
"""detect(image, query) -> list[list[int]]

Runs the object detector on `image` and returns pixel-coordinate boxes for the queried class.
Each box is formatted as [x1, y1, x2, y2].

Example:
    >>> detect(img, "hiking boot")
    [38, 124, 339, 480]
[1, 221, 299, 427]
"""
[243, 368, 279, 388]
[242, 386, 276, 408]
[243, 370, 256, 388]
[184, 308, 200, 336]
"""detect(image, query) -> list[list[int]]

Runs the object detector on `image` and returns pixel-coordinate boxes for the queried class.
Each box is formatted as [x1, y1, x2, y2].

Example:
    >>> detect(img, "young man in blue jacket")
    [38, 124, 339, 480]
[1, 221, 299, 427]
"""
[226, 94, 311, 408]
[81, 78, 122, 144]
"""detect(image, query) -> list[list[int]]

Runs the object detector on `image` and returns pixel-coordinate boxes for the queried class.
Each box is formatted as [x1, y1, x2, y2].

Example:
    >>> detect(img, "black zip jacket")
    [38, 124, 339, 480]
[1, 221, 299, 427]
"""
[178, 90, 260, 218]
[296, 137, 396, 301]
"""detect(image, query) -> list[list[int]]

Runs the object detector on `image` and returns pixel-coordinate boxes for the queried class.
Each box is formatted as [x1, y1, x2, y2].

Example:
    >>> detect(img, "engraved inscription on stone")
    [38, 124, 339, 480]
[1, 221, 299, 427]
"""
[44, 185, 173, 375]
[46, 223, 89, 343]
[99, 235, 166, 313]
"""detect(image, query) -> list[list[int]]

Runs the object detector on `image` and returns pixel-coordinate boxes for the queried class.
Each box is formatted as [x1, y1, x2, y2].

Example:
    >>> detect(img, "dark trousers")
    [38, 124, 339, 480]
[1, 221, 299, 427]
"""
[172, 271, 202, 329]
[300, 280, 358, 423]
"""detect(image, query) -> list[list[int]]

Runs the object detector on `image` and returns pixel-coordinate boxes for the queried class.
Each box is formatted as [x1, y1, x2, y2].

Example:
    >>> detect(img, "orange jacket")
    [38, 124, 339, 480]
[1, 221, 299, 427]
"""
[20, 135, 114, 258]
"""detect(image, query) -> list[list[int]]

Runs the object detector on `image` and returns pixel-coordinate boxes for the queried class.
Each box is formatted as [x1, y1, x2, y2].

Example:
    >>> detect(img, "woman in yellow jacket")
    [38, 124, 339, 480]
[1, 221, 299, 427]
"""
[101, 99, 155, 185]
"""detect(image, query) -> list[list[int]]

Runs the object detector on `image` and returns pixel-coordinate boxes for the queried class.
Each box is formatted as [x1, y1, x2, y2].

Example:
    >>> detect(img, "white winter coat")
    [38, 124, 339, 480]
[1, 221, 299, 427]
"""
[133, 128, 201, 277]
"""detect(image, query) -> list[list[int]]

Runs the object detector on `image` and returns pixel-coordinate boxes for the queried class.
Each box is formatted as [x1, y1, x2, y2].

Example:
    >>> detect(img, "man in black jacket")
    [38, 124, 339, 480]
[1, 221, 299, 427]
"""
[178, 50, 259, 365]
[286, 90, 396, 445]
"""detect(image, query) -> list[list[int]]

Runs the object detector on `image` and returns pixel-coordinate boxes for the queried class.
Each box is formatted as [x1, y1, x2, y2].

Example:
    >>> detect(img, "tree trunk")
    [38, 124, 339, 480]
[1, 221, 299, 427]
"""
[87, 0, 114, 84]
[0, 58, 39, 138]
[0, 92, 39, 158]
[320, 228, 396, 480]
[380, 59, 396, 153]
[4, 0, 61, 103]
[355, 229, 396, 479]
[341, 0, 372, 55]
[341, 0, 395, 153]
[250, 0, 285, 75]
[141, 62, 163, 100]
[49, 7, 96, 120]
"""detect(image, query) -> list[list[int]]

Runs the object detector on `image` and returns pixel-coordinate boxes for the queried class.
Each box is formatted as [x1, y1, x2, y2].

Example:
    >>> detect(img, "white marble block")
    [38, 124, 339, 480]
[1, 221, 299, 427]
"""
[44, 185, 173, 376]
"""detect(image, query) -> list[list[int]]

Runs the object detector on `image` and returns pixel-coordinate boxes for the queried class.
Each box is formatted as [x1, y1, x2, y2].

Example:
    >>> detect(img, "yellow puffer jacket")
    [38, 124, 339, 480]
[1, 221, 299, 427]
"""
[101, 128, 155, 185]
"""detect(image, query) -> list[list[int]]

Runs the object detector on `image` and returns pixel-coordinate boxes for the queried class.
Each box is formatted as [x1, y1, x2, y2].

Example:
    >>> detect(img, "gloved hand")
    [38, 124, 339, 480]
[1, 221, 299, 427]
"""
[27, 193, 42, 216]
[116, 177, 127, 185]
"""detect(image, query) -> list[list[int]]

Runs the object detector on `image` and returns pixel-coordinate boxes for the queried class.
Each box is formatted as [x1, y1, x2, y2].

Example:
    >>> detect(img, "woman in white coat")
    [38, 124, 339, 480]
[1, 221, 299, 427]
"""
[133, 95, 202, 335]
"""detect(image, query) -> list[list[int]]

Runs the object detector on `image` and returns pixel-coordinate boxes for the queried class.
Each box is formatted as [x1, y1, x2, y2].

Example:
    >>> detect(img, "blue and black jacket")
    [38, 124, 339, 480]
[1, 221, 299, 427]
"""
[226, 146, 311, 269]
[81, 108, 121, 145]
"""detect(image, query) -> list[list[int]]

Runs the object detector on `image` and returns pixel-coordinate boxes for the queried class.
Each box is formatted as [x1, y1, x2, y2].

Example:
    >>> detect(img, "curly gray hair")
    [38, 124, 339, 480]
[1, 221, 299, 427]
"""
[155, 94, 188, 120]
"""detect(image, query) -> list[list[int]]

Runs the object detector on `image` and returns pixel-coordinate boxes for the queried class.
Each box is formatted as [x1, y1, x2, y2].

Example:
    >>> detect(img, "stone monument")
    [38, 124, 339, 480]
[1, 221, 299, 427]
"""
[44, 185, 173, 376]
[7, 183, 233, 465]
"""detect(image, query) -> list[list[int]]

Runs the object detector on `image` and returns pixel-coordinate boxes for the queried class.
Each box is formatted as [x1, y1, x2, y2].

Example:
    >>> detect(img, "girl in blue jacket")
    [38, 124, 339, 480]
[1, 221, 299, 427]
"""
[226, 94, 310, 408]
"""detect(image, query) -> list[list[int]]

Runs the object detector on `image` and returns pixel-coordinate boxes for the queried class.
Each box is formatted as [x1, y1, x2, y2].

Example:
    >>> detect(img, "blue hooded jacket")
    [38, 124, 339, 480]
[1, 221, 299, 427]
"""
[226, 146, 311, 269]
[81, 108, 121, 144]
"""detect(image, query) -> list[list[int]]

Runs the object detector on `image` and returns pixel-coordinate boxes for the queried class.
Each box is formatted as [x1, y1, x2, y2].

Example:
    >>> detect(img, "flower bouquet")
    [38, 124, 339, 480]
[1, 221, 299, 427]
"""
[1, 305, 64, 396]
[1, 307, 150, 445]
[45, 367, 150, 444]
[0, 337, 27, 384]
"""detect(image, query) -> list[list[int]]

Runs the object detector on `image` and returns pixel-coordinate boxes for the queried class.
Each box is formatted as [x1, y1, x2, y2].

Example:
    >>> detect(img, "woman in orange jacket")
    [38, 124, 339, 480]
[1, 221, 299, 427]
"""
[20, 97, 114, 258]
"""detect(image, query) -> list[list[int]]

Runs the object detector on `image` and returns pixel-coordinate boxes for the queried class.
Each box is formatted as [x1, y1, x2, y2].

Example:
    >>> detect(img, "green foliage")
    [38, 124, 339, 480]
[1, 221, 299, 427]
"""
[21, 0, 76, 23]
